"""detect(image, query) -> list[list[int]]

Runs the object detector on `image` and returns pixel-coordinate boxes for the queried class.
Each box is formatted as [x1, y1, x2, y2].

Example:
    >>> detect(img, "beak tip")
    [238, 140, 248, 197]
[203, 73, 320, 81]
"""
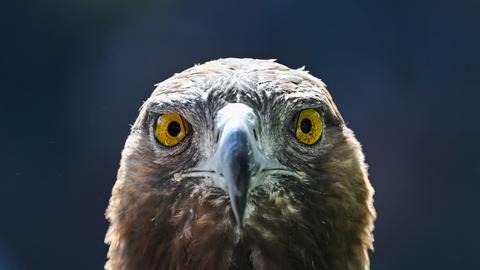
[230, 192, 247, 227]
[233, 212, 245, 229]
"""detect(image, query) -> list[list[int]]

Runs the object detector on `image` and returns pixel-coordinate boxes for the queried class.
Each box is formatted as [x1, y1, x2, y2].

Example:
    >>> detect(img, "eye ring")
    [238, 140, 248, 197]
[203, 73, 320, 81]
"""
[294, 108, 323, 145]
[154, 113, 191, 147]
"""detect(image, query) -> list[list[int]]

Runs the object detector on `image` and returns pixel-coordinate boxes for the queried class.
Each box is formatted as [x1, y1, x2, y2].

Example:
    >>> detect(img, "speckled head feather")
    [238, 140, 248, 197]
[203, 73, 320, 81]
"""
[105, 58, 375, 270]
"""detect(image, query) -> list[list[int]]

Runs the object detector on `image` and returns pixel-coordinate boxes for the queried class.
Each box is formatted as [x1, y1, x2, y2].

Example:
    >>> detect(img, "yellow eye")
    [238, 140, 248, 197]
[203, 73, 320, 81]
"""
[154, 113, 190, 146]
[295, 108, 323, 145]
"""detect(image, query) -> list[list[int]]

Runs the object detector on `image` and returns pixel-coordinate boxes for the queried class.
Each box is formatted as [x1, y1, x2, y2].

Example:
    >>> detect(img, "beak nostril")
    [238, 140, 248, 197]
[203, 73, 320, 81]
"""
[253, 129, 258, 141]
[215, 131, 220, 144]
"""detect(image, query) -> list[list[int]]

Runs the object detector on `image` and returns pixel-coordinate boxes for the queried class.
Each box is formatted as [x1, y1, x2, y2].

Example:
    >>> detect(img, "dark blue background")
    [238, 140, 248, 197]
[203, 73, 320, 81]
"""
[1, 0, 479, 269]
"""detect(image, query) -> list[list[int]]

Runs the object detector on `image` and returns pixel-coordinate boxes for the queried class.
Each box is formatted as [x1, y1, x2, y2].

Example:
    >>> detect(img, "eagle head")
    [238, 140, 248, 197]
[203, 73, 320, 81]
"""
[105, 58, 375, 270]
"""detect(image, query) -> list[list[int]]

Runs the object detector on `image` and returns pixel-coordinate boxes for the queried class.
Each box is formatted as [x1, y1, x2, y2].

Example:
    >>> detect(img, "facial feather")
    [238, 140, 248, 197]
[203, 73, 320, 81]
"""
[105, 58, 375, 270]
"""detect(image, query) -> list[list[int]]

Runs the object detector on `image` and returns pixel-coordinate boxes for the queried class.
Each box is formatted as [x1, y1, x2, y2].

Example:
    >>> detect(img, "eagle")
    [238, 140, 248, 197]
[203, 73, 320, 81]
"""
[105, 58, 375, 270]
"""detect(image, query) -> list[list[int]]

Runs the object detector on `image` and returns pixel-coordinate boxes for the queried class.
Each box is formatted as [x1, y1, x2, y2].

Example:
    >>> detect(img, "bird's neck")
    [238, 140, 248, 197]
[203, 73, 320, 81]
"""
[106, 183, 369, 270]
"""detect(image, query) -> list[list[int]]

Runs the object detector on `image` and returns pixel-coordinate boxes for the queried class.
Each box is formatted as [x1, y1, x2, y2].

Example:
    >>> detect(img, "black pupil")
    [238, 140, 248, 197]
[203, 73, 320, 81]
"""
[300, 118, 312, 133]
[167, 121, 181, 137]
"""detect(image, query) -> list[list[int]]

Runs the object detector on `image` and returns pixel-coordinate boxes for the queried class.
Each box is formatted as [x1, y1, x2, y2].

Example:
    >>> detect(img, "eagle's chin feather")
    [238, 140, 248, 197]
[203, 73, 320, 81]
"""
[105, 58, 375, 270]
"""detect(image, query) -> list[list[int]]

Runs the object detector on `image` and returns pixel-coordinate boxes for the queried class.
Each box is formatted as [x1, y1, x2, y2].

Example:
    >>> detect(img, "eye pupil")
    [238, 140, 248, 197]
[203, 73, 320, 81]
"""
[167, 121, 181, 137]
[300, 118, 312, 133]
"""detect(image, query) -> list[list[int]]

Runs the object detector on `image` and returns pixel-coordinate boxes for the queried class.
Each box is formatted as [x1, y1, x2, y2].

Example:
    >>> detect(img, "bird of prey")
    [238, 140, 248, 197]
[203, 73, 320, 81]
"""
[105, 58, 375, 270]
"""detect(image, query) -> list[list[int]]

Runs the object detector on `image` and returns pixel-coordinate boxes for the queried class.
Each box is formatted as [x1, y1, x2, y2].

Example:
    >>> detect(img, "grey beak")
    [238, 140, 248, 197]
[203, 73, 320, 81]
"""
[219, 127, 254, 227]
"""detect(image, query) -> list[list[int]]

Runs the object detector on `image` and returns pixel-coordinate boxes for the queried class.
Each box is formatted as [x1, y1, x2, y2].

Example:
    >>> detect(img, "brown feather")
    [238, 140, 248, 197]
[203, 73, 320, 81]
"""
[105, 58, 375, 270]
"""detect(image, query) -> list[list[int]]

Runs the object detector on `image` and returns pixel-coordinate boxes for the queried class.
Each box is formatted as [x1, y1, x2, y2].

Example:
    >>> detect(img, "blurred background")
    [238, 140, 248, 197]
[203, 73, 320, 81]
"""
[1, 0, 479, 269]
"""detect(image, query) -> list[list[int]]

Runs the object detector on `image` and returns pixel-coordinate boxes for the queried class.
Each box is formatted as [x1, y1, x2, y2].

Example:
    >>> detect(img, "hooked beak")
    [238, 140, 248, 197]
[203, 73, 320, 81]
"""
[219, 122, 255, 226]
[212, 103, 261, 227]
[187, 103, 297, 227]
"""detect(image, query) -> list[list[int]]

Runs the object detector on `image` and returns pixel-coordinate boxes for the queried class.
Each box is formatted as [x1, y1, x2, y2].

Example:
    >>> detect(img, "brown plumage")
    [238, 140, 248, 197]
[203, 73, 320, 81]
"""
[105, 58, 375, 270]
